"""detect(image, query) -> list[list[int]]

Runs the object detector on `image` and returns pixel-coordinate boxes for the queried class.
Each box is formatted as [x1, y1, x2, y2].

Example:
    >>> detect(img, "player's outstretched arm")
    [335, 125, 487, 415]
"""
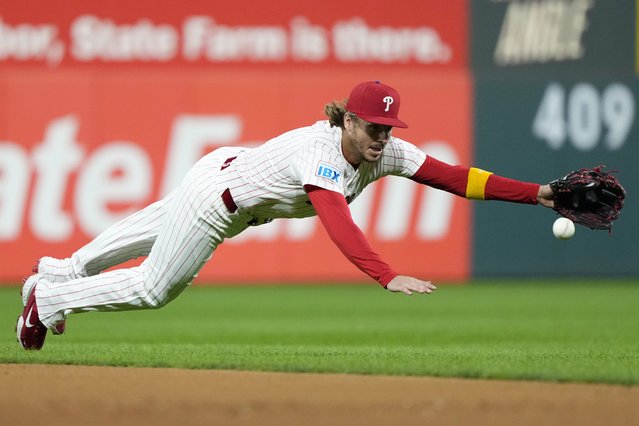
[386, 275, 437, 296]
[306, 185, 403, 286]
[411, 156, 541, 205]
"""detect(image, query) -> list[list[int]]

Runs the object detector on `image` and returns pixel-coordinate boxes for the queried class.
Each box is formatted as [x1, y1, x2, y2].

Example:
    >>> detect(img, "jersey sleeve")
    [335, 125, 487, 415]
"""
[291, 139, 346, 195]
[411, 156, 540, 204]
[305, 185, 398, 287]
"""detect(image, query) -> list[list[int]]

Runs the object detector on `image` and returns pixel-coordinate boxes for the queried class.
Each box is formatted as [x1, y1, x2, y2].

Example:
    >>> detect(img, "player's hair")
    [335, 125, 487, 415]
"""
[324, 99, 348, 128]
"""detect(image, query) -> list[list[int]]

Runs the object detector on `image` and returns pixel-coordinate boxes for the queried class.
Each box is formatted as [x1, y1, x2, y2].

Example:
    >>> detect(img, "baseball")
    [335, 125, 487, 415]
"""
[552, 217, 575, 240]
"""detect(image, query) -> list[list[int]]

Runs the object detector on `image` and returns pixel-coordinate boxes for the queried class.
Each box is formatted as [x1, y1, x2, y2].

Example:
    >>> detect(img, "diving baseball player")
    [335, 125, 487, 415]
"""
[17, 81, 558, 350]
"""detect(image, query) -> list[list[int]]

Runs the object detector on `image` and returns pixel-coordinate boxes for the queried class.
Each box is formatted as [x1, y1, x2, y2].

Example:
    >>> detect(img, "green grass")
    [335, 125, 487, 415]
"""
[1, 280, 638, 385]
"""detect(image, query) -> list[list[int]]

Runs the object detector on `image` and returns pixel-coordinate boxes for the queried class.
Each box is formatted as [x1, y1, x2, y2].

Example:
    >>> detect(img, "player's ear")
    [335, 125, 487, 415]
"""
[344, 113, 356, 134]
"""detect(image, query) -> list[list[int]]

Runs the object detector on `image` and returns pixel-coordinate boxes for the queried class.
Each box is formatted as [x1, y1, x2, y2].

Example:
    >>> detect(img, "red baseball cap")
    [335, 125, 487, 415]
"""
[345, 81, 408, 128]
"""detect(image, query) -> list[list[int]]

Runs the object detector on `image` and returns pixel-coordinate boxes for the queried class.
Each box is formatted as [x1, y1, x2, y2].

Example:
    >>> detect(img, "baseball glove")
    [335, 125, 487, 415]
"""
[549, 166, 626, 231]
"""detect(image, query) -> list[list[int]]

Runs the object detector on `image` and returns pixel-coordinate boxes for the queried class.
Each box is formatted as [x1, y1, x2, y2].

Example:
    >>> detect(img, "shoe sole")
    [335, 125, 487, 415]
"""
[15, 315, 24, 346]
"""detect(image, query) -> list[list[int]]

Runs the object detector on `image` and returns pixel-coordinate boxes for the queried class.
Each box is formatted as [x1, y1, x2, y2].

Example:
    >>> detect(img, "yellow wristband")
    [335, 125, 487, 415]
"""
[466, 167, 493, 200]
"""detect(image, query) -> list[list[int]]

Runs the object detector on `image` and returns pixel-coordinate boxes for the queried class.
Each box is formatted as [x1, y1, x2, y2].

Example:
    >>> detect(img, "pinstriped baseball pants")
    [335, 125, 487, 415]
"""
[36, 148, 250, 328]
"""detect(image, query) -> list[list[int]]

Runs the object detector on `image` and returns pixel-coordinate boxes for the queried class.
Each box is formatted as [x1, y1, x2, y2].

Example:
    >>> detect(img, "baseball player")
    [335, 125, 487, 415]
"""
[17, 81, 557, 350]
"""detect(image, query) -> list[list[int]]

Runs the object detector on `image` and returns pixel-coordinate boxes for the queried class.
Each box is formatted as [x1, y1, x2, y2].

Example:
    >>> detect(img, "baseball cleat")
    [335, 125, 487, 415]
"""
[21, 279, 66, 336]
[25, 260, 66, 335]
[50, 320, 66, 335]
[16, 278, 47, 350]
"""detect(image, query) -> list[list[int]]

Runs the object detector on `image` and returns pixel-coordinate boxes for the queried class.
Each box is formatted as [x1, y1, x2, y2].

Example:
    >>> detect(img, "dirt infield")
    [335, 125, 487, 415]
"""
[2, 364, 638, 426]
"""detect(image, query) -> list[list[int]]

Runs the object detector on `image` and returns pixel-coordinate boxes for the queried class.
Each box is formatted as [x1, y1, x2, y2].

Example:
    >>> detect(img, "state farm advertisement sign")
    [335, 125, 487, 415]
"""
[0, 1, 471, 284]
[0, 0, 467, 68]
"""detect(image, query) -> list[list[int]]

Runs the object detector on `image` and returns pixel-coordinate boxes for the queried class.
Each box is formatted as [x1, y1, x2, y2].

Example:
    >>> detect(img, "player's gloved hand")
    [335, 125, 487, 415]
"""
[386, 275, 437, 296]
[549, 165, 626, 230]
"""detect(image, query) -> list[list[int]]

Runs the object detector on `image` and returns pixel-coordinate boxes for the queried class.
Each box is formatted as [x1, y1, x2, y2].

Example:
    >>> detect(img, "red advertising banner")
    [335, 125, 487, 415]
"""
[0, 0, 467, 68]
[0, 1, 471, 284]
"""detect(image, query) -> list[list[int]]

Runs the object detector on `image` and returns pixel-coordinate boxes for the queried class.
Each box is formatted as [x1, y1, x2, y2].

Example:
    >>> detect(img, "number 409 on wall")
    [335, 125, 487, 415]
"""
[532, 82, 635, 151]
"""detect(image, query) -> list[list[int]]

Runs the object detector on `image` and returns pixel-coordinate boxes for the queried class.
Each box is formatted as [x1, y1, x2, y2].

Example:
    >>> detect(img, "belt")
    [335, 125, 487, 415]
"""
[222, 188, 238, 213]
[221, 188, 272, 226]
[220, 156, 239, 214]
[220, 156, 272, 226]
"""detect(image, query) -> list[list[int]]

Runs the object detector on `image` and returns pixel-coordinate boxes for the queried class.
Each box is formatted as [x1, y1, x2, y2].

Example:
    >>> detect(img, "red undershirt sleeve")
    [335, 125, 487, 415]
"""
[410, 156, 540, 204]
[304, 185, 398, 287]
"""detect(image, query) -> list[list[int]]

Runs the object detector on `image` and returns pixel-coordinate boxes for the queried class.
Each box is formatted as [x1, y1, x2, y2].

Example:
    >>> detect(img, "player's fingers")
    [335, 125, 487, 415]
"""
[386, 277, 435, 295]
[413, 282, 435, 294]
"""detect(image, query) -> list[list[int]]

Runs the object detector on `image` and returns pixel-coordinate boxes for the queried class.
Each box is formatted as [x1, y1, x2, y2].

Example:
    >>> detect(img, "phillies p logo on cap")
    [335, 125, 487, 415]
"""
[345, 81, 408, 128]
[382, 96, 394, 112]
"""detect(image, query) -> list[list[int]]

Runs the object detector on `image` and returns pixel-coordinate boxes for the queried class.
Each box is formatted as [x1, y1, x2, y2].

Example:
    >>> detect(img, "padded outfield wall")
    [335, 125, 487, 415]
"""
[0, 0, 636, 284]
[0, 0, 473, 283]
[471, 0, 638, 276]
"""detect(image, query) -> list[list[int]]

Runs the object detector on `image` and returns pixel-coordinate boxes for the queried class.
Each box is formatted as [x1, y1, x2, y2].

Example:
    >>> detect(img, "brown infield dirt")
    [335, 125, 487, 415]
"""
[2, 364, 638, 426]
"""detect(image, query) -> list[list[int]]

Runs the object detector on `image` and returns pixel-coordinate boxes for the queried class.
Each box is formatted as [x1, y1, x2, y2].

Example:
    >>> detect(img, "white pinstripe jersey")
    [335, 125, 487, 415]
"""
[226, 120, 426, 220]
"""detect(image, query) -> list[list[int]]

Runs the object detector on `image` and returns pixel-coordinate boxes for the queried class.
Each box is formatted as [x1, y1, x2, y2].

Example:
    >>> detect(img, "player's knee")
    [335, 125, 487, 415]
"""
[141, 292, 170, 309]
[139, 275, 190, 309]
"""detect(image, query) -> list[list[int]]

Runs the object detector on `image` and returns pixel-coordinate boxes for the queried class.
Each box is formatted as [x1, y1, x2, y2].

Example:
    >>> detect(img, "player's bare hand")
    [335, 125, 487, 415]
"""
[386, 275, 437, 296]
[537, 184, 554, 208]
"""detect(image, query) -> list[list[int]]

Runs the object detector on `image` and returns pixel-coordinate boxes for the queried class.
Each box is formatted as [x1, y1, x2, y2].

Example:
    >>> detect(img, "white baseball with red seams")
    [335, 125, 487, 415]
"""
[552, 217, 575, 240]
[34, 121, 426, 328]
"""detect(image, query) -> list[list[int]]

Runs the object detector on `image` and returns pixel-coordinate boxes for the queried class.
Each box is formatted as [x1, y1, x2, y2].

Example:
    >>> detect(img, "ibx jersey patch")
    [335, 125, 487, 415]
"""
[316, 162, 341, 184]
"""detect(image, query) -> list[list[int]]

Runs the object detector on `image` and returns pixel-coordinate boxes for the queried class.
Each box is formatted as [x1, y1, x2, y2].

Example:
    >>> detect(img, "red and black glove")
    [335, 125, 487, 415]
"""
[549, 166, 626, 231]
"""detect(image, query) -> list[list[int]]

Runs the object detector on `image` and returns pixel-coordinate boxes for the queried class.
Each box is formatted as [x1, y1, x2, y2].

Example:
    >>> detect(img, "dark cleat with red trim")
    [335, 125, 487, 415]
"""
[16, 278, 48, 350]
[24, 260, 66, 335]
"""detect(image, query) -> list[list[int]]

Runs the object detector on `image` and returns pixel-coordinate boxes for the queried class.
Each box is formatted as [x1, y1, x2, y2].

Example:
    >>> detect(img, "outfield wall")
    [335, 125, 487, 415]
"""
[471, 0, 638, 276]
[0, 0, 473, 283]
[0, 0, 636, 283]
